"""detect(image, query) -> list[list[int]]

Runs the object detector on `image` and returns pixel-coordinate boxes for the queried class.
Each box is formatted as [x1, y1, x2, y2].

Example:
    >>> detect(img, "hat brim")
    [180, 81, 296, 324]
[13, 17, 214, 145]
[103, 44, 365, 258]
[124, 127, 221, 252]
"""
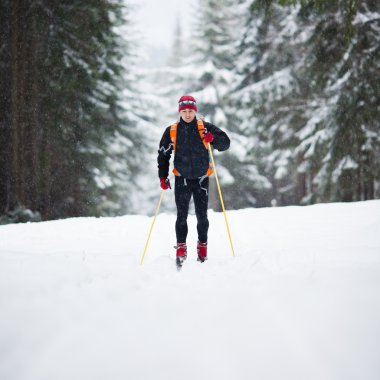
[178, 104, 198, 112]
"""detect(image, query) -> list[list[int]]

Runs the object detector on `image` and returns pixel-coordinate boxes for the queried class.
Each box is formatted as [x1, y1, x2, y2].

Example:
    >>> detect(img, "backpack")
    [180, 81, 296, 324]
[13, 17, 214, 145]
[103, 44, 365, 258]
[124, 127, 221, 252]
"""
[169, 119, 213, 177]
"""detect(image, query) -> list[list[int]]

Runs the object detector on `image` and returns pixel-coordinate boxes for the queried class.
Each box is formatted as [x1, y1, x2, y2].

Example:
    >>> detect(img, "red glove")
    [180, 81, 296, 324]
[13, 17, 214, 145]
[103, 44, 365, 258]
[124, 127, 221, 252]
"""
[160, 177, 171, 190]
[204, 132, 214, 143]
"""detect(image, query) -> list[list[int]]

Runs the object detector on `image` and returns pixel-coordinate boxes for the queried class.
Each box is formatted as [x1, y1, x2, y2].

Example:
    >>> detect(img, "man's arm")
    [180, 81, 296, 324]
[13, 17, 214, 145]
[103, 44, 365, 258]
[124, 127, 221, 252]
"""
[205, 122, 230, 151]
[157, 126, 173, 178]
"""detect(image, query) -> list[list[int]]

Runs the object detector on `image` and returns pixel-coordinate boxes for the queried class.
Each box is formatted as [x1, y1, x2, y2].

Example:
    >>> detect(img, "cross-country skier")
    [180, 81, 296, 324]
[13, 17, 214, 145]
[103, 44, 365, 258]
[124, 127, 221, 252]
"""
[157, 95, 230, 267]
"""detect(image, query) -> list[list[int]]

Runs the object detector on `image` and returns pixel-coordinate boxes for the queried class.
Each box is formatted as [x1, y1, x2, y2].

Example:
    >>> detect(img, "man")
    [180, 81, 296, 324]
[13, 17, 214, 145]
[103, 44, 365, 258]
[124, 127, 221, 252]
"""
[157, 95, 230, 267]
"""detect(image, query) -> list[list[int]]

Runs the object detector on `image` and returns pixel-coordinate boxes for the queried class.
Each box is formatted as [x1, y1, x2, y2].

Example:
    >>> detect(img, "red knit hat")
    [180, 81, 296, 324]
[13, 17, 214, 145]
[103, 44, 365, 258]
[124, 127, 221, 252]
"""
[178, 95, 197, 112]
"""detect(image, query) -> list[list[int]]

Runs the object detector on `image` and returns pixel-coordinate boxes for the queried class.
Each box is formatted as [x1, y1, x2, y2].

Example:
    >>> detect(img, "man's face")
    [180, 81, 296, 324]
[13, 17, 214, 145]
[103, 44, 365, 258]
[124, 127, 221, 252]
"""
[180, 109, 196, 123]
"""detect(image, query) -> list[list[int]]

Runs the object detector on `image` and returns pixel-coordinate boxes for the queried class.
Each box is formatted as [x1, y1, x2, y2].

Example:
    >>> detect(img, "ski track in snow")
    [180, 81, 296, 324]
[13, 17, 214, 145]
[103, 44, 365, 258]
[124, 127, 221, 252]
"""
[1, 201, 380, 380]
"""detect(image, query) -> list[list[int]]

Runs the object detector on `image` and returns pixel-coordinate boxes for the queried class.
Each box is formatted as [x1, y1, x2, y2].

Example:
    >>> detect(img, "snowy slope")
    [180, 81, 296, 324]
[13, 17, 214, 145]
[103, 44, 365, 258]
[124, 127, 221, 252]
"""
[1, 200, 380, 380]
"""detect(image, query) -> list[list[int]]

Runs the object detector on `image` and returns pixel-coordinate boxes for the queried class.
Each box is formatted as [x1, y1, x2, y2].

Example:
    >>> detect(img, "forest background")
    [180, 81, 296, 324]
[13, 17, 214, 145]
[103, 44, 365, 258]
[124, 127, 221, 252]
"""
[1, 0, 379, 223]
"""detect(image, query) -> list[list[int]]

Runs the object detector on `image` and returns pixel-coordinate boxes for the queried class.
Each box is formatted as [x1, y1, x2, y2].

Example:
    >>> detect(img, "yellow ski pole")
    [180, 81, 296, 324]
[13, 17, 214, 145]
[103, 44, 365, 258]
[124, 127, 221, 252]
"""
[208, 143, 236, 257]
[140, 190, 165, 265]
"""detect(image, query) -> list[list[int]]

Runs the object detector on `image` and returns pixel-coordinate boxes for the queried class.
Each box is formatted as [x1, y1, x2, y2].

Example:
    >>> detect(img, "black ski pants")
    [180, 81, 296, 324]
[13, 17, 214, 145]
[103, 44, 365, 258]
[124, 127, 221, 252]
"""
[175, 176, 209, 244]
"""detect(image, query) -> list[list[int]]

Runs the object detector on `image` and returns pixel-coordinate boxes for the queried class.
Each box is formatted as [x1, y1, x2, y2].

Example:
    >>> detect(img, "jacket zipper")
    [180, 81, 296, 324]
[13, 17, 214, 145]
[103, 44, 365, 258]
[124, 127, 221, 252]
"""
[188, 125, 194, 177]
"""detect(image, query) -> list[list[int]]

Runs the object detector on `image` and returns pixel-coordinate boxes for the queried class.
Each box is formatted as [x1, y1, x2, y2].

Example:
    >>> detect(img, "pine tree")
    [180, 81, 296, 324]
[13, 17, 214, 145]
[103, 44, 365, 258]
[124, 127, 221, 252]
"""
[184, 0, 243, 210]
[287, 0, 380, 202]
[229, 1, 306, 207]
[1, 1, 147, 221]
[36, 1, 131, 218]
[230, 0, 380, 206]
[168, 17, 185, 67]
[94, 4, 153, 215]
[189, 0, 237, 123]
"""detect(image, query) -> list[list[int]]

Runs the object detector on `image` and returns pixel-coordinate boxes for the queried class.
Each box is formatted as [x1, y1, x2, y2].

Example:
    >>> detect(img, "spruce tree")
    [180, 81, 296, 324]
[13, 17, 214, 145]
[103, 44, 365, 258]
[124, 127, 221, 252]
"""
[285, 0, 380, 202]
[229, 1, 305, 206]
[184, 0, 242, 210]
[95, 4, 152, 215]
[189, 0, 237, 122]
[1, 1, 147, 221]
[231, 0, 380, 206]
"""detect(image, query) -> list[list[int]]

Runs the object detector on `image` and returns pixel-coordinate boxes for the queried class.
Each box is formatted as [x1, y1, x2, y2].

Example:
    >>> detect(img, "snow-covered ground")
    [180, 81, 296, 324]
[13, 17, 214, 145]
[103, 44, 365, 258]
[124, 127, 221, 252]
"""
[1, 200, 380, 380]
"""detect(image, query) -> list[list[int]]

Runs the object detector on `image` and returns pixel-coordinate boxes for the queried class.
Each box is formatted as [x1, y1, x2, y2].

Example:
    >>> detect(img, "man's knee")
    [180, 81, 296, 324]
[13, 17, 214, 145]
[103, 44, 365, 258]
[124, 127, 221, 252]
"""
[196, 212, 208, 226]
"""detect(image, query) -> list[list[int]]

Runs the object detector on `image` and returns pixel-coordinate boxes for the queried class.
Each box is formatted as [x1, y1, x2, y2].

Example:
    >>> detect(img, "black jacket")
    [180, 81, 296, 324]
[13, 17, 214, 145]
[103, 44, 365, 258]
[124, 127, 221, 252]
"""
[157, 117, 230, 179]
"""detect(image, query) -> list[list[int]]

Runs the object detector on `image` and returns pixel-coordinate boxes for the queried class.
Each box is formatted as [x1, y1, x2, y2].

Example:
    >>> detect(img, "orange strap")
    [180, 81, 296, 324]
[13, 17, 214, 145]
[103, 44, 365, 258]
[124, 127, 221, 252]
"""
[170, 123, 178, 152]
[170, 120, 208, 152]
[197, 120, 209, 150]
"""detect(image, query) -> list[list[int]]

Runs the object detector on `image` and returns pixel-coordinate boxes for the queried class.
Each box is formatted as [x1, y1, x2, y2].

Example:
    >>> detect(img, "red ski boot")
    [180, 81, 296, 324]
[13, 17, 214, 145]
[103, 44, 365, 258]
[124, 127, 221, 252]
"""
[175, 243, 187, 268]
[197, 241, 208, 262]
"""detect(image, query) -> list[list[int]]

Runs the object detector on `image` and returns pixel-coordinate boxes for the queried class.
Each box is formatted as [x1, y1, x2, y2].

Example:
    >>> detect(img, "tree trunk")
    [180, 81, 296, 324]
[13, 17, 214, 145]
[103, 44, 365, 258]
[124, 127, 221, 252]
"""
[363, 150, 374, 200]
[10, 0, 22, 208]
[0, 0, 12, 214]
